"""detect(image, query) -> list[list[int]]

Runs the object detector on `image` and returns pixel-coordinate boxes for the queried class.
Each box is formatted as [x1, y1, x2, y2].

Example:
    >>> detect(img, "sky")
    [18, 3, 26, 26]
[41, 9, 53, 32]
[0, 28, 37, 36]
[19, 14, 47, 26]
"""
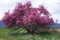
[0, 0, 60, 23]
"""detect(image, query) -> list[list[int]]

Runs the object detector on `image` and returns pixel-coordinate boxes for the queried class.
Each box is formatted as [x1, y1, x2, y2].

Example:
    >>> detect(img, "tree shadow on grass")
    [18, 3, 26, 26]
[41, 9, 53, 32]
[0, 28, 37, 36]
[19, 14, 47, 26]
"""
[8, 32, 52, 37]
[38, 32, 52, 38]
[8, 32, 29, 37]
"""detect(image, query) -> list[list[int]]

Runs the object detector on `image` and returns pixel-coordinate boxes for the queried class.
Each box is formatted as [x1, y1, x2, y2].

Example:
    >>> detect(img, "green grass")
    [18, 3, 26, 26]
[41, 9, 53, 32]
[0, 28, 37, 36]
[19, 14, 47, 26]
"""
[0, 28, 60, 40]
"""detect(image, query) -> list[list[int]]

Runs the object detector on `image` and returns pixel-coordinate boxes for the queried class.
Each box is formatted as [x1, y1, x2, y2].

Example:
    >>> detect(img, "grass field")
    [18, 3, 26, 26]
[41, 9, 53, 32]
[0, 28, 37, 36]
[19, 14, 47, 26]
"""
[0, 28, 60, 40]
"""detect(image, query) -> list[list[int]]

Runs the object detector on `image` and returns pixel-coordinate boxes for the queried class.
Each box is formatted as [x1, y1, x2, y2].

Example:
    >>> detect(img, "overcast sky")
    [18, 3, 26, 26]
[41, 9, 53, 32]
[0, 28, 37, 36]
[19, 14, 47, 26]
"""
[0, 0, 60, 23]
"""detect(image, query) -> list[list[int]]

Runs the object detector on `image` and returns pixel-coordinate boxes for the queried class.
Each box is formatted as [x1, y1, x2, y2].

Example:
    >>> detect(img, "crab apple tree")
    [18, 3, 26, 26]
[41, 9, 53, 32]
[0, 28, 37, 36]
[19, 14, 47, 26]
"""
[2, 1, 54, 33]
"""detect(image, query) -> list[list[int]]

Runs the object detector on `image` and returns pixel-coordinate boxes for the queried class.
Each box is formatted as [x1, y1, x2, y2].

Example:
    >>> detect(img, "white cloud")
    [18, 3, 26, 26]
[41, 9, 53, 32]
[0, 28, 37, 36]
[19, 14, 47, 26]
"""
[28, 0, 60, 22]
[0, 0, 27, 20]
